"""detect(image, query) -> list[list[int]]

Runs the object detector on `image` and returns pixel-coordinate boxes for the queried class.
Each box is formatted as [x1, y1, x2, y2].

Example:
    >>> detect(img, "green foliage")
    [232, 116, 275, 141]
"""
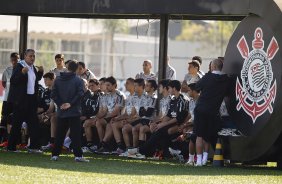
[176, 20, 239, 57]
[35, 40, 55, 72]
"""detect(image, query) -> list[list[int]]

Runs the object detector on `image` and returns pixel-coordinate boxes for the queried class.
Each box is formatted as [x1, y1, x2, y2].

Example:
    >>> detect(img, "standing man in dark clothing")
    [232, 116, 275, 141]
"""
[194, 58, 229, 166]
[7, 49, 44, 152]
[51, 60, 89, 162]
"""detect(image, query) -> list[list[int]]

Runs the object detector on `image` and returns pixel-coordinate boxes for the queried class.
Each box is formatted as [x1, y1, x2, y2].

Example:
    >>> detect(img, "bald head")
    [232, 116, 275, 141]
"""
[211, 58, 223, 71]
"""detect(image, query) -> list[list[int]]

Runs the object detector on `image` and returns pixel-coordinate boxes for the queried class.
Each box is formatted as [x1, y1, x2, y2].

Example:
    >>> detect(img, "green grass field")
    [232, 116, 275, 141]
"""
[0, 150, 281, 184]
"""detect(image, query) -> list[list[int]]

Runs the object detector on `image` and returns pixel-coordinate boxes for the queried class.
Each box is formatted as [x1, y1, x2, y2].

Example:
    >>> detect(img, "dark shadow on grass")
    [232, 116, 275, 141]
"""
[0, 149, 281, 176]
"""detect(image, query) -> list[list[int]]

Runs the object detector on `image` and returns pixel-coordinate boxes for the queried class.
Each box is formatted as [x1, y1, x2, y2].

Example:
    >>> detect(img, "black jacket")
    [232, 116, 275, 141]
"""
[8, 62, 43, 105]
[51, 72, 84, 118]
[81, 90, 101, 118]
[196, 72, 229, 114]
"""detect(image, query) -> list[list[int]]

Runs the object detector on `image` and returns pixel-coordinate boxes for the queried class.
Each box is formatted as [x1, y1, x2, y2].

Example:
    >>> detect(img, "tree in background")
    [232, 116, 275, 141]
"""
[35, 40, 55, 72]
[176, 20, 239, 58]
[97, 19, 129, 76]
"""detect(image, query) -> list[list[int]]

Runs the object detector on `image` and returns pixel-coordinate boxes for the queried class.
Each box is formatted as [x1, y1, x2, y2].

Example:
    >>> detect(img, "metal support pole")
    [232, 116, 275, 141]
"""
[157, 14, 169, 115]
[19, 15, 28, 59]
[158, 14, 169, 81]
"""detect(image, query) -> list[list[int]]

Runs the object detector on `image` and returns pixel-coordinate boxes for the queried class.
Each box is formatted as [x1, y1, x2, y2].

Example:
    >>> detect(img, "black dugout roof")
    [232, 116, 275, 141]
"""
[0, 0, 281, 81]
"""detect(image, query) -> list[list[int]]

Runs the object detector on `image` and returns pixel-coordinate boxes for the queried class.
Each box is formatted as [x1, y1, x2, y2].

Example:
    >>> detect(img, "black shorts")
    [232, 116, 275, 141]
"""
[193, 107, 220, 143]
[104, 117, 112, 124]
[131, 118, 151, 127]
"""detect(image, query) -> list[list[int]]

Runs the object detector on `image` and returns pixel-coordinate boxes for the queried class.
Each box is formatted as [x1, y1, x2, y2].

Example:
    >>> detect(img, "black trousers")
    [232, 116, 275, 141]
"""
[139, 124, 174, 157]
[52, 116, 82, 157]
[8, 95, 40, 150]
[0, 101, 13, 141]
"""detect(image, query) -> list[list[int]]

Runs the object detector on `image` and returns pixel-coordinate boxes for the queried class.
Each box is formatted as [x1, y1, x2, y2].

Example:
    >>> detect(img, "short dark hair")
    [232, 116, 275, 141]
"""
[159, 79, 170, 90]
[99, 77, 107, 83]
[212, 58, 224, 71]
[89, 79, 99, 85]
[126, 77, 135, 84]
[105, 76, 117, 85]
[65, 60, 71, 65]
[188, 83, 200, 93]
[78, 61, 86, 69]
[192, 56, 202, 65]
[55, 54, 64, 59]
[43, 72, 55, 80]
[189, 60, 200, 70]
[67, 60, 78, 73]
[134, 78, 145, 88]
[168, 80, 181, 91]
[10, 52, 19, 58]
[147, 80, 158, 91]
[24, 49, 35, 55]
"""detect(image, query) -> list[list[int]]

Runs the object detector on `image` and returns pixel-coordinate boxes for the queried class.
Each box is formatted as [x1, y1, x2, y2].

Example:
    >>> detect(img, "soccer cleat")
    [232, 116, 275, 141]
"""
[41, 143, 54, 151]
[75, 157, 90, 162]
[50, 156, 59, 161]
[27, 149, 43, 154]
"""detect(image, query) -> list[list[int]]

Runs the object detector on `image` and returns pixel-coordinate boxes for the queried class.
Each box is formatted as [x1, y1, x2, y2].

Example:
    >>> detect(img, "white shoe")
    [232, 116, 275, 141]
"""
[127, 148, 138, 155]
[194, 161, 203, 166]
[81, 147, 91, 153]
[185, 159, 194, 166]
[169, 147, 181, 156]
[50, 156, 58, 161]
[75, 157, 90, 162]
[119, 151, 128, 157]
[28, 149, 43, 154]
[202, 159, 208, 166]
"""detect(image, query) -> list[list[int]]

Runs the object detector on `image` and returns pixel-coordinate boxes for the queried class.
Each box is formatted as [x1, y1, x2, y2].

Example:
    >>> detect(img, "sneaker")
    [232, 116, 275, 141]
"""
[127, 148, 138, 155]
[27, 149, 43, 154]
[81, 146, 91, 153]
[75, 157, 90, 162]
[194, 162, 203, 166]
[119, 151, 129, 157]
[202, 159, 208, 166]
[128, 153, 146, 159]
[89, 145, 98, 153]
[50, 156, 59, 161]
[41, 143, 54, 151]
[169, 147, 181, 157]
[17, 144, 27, 149]
[6, 149, 20, 153]
[112, 147, 124, 155]
[96, 147, 110, 154]
[0, 141, 8, 148]
[185, 159, 194, 166]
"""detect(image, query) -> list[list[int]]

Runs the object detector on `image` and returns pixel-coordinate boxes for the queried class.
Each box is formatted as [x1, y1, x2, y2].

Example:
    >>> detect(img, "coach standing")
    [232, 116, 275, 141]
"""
[7, 49, 44, 152]
[51, 60, 89, 162]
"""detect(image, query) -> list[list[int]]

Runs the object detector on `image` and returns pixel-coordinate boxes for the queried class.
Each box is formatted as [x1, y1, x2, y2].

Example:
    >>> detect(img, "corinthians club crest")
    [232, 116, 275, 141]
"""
[236, 27, 279, 123]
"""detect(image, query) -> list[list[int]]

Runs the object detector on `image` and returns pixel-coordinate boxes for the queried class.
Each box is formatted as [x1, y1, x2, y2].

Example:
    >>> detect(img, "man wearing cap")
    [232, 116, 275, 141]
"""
[184, 60, 203, 84]
[135, 60, 157, 81]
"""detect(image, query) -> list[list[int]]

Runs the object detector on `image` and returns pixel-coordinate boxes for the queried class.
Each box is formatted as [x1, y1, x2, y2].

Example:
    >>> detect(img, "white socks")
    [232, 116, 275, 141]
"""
[202, 152, 208, 165]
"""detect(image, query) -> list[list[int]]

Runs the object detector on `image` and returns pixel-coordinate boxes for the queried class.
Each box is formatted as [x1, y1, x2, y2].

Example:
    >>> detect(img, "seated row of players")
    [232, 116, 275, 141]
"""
[38, 74, 199, 161]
